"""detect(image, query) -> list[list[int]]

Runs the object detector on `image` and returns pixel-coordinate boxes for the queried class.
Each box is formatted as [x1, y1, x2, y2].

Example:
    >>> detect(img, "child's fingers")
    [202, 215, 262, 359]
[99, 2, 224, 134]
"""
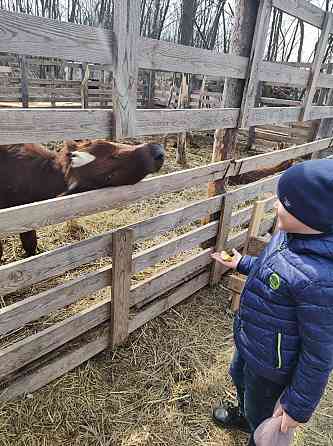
[273, 405, 283, 418]
[281, 413, 289, 433]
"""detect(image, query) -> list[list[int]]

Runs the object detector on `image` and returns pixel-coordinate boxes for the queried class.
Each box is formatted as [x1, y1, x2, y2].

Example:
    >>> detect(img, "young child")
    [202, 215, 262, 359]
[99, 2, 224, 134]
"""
[211, 159, 333, 446]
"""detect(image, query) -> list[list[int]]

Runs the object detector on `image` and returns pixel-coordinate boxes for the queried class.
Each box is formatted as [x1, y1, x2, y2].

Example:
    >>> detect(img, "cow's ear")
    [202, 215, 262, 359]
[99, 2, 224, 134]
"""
[70, 151, 96, 168]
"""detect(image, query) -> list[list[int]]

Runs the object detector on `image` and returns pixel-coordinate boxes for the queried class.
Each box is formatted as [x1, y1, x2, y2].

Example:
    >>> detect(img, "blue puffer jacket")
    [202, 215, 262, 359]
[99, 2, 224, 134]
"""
[234, 230, 333, 423]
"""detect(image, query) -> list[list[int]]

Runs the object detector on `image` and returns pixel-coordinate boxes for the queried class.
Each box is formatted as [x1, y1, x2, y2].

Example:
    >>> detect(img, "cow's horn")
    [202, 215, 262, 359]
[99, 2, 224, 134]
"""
[71, 151, 96, 168]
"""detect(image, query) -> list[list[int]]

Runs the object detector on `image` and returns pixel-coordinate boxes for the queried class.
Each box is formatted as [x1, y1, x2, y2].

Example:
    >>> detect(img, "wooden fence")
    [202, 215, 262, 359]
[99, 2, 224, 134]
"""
[1, 0, 333, 398]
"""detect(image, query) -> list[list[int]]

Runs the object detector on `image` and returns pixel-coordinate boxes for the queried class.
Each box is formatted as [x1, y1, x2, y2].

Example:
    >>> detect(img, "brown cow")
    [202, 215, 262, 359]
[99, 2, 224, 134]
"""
[0, 139, 165, 260]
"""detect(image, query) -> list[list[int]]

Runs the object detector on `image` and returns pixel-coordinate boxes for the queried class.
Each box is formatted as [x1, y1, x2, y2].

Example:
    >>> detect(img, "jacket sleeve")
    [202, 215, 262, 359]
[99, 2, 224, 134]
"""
[237, 255, 258, 276]
[280, 282, 333, 423]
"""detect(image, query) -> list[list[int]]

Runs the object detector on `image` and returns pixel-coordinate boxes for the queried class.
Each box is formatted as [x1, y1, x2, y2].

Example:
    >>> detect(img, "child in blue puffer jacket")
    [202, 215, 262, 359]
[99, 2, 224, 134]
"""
[211, 159, 333, 446]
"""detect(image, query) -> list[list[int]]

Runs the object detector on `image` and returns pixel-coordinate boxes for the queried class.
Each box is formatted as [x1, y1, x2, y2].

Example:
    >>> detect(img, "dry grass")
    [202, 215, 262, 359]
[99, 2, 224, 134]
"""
[0, 133, 332, 445]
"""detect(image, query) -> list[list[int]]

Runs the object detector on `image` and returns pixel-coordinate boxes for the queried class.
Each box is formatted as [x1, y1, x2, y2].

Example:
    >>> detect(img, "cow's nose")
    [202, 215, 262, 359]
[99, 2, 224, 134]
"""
[151, 144, 165, 161]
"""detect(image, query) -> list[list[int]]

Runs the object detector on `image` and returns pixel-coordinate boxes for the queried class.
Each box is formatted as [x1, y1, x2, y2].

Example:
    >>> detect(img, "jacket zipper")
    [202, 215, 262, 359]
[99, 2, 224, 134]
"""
[276, 332, 282, 369]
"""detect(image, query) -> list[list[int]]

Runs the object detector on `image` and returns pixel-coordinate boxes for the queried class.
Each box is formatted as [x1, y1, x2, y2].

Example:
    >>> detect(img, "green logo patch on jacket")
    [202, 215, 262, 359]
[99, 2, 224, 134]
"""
[269, 273, 281, 290]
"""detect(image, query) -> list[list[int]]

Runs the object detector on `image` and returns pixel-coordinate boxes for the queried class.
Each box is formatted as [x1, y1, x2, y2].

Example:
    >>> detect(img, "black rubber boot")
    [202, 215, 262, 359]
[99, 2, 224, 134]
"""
[212, 402, 251, 433]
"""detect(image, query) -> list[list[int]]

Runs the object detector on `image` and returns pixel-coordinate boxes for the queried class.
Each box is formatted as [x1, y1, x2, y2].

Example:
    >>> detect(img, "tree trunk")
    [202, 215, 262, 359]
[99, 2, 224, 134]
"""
[176, 0, 196, 166]
[209, 0, 260, 195]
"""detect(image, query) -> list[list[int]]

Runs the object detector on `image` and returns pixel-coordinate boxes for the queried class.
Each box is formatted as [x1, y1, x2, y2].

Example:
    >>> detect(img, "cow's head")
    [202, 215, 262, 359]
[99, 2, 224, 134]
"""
[58, 139, 165, 195]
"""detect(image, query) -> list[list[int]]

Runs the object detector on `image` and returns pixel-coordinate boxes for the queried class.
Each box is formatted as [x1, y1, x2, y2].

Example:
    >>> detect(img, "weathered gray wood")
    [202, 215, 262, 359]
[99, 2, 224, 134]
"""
[301, 12, 333, 121]
[233, 137, 333, 174]
[80, 63, 89, 109]
[243, 199, 267, 253]
[0, 160, 231, 235]
[210, 194, 234, 285]
[132, 222, 219, 274]
[0, 267, 110, 336]
[111, 229, 133, 347]
[0, 299, 110, 380]
[310, 106, 333, 121]
[0, 334, 110, 401]
[260, 97, 302, 107]
[0, 233, 113, 296]
[18, 55, 29, 108]
[0, 109, 113, 143]
[247, 106, 302, 126]
[272, 0, 325, 29]
[0, 9, 114, 65]
[138, 38, 248, 79]
[112, 0, 139, 138]
[239, 0, 272, 128]
[131, 249, 212, 308]
[259, 61, 308, 87]
[129, 271, 210, 334]
[136, 108, 240, 135]
[247, 235, 269, 256]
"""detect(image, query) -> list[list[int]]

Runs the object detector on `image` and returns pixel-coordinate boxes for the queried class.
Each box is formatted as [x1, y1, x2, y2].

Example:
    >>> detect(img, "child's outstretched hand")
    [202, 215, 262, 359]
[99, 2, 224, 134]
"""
[273, 403, 301, 433]
[211, 249, 242, 270]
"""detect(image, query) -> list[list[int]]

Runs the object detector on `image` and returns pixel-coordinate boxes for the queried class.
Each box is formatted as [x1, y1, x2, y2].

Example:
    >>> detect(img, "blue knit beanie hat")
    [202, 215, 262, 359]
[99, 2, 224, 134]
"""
[277, 159, 333, 233]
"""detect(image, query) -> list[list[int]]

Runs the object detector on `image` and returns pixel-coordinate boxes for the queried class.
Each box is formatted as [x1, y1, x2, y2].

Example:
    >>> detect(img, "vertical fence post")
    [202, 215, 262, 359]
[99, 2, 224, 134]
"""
[239, 0, 273, 128]
[112, 0, 139, 139]
[243, 198, 267, 254]
[19, 55, 29, 108]
[210, 193, 234, 286]
[111, 229, 133, 348]
[81, 63, 89, 109]
[301, 12, 333, 122]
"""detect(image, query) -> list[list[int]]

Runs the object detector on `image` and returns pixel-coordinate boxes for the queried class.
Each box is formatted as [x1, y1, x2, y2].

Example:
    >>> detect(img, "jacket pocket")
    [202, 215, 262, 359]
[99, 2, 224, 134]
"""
[275, 332, 283, 369]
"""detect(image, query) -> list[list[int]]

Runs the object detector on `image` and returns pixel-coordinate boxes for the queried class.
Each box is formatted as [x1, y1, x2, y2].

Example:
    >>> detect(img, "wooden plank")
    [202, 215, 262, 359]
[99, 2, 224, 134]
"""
[132, 222, 219, 274]
[129, 271, 210, 334]
[0, 108, 239, 144]
[247, 106, 302, 126]
[228, 274, 247, 294]
[0, 9, 114, 65]
[0, 335, 110, 401]
[131, 249, 212, 308]
[239, 0, 273, 128]
[0, 299, 111, 380]
[259, 61, 308, 87]
[112, 0, 139, 138]
[111, 229, 133, 347]
[301, 12, 333, 121]
[247, 235, 269, 256]
[0, 233, 113, 296]
[0, 267, 110, 336]
[272, 0, 325, 29]
[0, 108, 113, 143]
[210, 194, 234, 286]
[243, 199, 267, 253]
[138, 38, 248, 79]
[310, 106, 333, 120]
[0, 160, 231, 235]
[260, 97, 302, 107]
[135, 108, 240, 135]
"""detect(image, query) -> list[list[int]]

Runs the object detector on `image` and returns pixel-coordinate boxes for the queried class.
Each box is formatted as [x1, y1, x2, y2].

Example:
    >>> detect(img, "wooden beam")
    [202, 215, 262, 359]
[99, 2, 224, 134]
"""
[210, 194, 234, 286]
[239, 0, 273, 128]
[301, 12, 333, 122]
[243, 199, 267, 254]
[247, 235, 269, 256]
[111, 229, 133, 347]
[272, 0, 325, 29]
[112, 0, 139, 138]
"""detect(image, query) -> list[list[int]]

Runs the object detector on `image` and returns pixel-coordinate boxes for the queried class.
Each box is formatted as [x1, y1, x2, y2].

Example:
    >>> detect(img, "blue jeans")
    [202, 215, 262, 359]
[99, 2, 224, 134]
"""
[229, 349, 285, 445]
